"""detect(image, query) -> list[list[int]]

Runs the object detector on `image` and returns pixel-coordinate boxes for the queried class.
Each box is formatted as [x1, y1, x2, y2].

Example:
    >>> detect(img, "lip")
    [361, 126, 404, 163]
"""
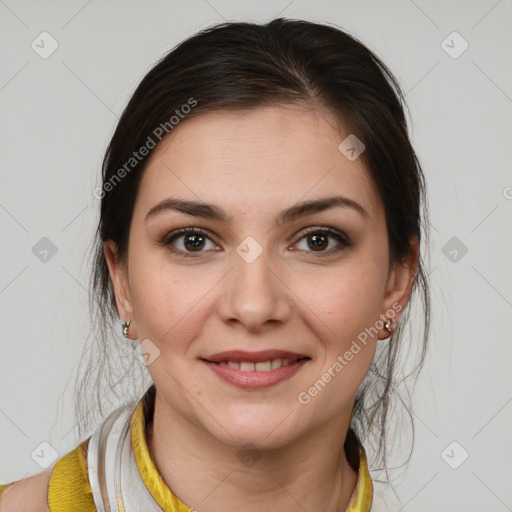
[202, 349, 308, 363]
[202, 358, 309, 390]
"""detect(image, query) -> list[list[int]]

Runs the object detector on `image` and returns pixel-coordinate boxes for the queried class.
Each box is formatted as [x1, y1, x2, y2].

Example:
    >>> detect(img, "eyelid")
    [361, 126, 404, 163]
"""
[159, 227, 217, 247]
[294, 226, 349, 243]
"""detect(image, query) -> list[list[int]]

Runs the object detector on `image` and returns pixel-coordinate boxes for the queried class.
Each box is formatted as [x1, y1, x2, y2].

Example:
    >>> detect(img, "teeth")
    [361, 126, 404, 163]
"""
[255, 361, 271, 371]
[217, 358, 301, 371]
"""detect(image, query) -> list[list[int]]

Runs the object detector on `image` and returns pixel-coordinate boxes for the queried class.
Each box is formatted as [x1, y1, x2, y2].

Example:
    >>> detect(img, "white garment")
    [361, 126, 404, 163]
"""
[86, 400, 164, 512]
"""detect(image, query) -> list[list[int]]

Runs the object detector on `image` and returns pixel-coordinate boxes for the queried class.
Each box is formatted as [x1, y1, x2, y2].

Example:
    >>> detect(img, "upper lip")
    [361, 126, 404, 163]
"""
[202, 349, 310, 363]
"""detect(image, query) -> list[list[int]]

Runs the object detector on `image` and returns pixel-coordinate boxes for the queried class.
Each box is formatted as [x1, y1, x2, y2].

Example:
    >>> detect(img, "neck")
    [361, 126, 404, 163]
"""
[145, 391, 358, 512]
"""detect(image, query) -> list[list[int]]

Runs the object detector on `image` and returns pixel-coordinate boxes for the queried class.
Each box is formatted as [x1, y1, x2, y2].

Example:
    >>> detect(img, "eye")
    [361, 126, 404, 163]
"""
[159, 228, 219, 257]
[159, 226, 351, 258]
[293, 227, 351, 256]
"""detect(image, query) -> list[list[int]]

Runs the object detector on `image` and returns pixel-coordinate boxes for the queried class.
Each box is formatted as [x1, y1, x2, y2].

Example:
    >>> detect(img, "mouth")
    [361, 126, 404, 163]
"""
[202, 356, 310, 371]
[200, 350, 311, 390]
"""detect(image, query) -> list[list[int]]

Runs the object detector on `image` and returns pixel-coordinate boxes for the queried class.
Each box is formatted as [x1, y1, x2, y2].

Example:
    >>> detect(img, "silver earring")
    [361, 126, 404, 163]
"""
[122, 319, 131, 338]
[384, 318, 393, 333]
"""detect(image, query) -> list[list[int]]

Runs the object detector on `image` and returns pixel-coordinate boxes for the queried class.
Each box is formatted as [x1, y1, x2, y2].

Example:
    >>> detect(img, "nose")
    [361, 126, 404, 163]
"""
[217, 243, 293, 333]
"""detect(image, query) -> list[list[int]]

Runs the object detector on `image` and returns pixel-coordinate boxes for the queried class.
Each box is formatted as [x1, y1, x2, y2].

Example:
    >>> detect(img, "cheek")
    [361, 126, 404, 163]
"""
[303, 261, 386, 344]
[128, 250, 200, 340]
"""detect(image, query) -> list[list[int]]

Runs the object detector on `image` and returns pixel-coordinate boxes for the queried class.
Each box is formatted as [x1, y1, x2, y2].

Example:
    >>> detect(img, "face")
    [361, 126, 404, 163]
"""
[105, 104, 417, 450]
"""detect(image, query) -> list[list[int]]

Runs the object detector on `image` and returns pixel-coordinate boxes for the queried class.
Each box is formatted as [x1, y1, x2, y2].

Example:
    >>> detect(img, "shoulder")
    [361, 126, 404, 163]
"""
[1, 438, 95, 512]
[0, 467, 52, 512]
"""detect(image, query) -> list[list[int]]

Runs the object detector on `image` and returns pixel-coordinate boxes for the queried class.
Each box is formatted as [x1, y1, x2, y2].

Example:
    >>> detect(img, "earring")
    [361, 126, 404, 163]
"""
[384, 318, 393, 333]
[122, 319, 131, 338]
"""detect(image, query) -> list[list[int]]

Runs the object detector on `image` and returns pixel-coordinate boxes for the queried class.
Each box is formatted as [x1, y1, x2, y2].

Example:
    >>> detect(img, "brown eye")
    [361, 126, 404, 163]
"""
[161, 228, 218, 257]
[294, 227, 351, 256]
[307, 233, 329, 251]
[182, 232, 206, 251]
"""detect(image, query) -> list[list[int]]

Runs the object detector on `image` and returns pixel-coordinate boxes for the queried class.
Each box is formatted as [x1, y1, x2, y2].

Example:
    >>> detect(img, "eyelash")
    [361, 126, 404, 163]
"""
[159, 226, 351, 258]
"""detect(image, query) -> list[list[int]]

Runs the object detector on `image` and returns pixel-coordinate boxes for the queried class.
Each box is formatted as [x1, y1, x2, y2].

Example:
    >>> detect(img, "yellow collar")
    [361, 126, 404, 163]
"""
[131, 399, 373, 511]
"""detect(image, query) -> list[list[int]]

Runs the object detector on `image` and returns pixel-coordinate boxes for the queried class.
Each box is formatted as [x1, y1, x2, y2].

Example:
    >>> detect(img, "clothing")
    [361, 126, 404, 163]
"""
[0, 389, 373, 511]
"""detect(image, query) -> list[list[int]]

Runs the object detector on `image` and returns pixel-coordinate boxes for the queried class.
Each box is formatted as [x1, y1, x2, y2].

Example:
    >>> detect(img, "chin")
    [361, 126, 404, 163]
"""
[204, 411, 304, 452]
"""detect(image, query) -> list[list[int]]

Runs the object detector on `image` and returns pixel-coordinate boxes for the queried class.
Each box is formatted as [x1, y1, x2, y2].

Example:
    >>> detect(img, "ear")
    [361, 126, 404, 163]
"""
[104, 240, 138, 340]
[377, 235, 419, 340]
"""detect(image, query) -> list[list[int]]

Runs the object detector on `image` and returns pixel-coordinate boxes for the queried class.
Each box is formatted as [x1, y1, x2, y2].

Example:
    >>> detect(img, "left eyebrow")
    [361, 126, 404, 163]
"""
[144, 195, 369, 225]
[275, 196, 369, 225]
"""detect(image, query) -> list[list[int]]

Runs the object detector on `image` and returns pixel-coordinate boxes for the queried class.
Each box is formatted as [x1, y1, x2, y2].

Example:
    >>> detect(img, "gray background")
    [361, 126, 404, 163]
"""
[1, 0, 511, 510]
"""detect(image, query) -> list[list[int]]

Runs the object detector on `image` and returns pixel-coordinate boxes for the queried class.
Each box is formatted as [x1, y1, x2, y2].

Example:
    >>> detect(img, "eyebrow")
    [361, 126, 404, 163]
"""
[144, 195, 369, 225]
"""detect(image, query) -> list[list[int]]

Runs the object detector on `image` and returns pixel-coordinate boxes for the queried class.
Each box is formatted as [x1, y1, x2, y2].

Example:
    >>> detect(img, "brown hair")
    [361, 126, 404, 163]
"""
[77, 17, 430, 481]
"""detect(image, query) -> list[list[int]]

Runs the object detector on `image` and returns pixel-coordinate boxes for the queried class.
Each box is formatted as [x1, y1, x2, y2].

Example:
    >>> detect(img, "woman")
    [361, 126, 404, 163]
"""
[0, 17, 430, 511]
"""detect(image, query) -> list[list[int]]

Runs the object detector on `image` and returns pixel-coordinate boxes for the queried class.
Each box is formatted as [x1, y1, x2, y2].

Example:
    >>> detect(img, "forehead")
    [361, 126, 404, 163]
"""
[134, 105, 382, 223]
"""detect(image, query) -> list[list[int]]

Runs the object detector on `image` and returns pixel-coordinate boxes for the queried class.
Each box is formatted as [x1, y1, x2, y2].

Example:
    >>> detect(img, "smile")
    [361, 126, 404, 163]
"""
[201, 357, 310, 389]
[217, 358, 300, 371]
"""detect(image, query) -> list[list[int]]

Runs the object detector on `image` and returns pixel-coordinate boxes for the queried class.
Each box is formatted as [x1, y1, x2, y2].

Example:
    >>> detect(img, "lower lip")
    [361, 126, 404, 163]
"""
[202, 359, 309, 390]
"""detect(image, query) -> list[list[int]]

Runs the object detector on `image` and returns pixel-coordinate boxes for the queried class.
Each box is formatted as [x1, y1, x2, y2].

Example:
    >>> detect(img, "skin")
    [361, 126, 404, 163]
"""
[0, 468, 52, 512]
[104, 104, 418, 512]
